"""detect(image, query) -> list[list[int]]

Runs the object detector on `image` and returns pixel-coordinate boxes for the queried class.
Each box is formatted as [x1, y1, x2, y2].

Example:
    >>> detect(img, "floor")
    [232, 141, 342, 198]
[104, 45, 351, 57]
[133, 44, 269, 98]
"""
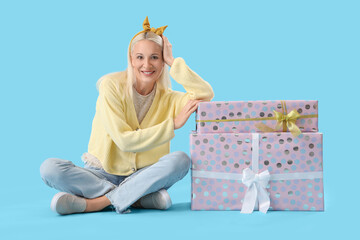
[0, 171, 353, 240]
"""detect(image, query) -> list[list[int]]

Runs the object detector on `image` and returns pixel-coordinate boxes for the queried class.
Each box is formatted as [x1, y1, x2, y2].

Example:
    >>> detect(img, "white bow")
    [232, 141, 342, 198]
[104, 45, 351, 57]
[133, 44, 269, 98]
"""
[240, 168, 271, 214]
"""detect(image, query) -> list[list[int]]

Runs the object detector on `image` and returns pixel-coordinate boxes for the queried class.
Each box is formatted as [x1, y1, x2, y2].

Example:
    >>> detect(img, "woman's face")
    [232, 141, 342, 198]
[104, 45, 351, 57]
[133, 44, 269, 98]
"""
[131, 39, 164, 87]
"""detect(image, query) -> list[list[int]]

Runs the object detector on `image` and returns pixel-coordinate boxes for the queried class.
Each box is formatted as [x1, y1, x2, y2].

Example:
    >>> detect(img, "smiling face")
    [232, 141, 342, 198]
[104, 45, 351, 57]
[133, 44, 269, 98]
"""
[131, 39, 164, 89]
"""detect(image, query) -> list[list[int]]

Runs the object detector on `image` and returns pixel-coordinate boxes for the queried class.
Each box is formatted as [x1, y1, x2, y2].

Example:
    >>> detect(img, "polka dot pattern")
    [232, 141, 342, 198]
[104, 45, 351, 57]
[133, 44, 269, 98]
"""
[190, 132, 324, 211]
[196, 101, 318, 134]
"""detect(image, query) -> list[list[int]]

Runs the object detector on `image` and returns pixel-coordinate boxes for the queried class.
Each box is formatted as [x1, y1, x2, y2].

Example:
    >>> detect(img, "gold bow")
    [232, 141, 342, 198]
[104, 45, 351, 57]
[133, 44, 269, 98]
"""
[142, 16, 167, 36]
[129, 16, 168, 54]
[273, 110, 302, 136]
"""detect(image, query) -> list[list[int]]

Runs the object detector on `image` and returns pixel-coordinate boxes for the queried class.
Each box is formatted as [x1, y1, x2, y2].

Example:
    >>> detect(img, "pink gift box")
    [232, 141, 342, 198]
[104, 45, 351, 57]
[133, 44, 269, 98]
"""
[196, 100, 318, 134]
[190, 132, 324, 211]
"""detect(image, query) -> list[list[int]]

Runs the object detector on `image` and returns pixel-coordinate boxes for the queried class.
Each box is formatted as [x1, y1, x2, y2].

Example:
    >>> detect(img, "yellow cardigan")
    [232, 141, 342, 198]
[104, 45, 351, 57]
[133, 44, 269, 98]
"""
[87, 57, 214, 176]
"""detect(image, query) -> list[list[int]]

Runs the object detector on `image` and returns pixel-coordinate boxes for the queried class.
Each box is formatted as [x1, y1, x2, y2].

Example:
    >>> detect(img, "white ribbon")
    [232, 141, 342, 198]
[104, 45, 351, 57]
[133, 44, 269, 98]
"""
[192, 133, 323, 214]
[240, 168, 270, 214]
[240, 133, 269, 213]
[192, 170, 322, 182]
[242, 133, 268, 213]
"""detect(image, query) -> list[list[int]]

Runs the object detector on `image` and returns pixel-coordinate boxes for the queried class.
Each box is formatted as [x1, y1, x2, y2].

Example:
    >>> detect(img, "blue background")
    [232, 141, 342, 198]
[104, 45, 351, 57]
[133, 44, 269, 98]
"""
[1, 0, 358, 239]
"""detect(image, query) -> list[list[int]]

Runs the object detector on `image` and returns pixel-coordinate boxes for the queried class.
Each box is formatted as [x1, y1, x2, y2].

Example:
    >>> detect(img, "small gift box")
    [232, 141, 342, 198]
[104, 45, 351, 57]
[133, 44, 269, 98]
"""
[196, 100, 318, 136]
[190, 132, 324, 213]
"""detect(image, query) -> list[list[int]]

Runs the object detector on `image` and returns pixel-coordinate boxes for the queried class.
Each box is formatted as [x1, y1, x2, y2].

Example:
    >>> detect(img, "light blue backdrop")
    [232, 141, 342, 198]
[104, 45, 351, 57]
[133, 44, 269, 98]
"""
[1, 0, 358, 239]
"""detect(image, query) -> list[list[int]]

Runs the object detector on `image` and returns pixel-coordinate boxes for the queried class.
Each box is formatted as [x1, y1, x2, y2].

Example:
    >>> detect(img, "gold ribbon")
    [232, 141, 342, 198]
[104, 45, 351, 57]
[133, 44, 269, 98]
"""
[258, 100, 301, 136]
[196, 101, 317, 137]
[129, 16, 167, 55]
[142, 16, 167, 35]
[265, 109, 302, 137]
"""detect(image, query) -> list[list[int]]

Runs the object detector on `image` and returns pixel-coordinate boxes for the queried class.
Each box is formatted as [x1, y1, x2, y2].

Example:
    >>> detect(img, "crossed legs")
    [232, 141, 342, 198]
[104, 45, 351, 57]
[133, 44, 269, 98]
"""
[40, 151, 190, 214]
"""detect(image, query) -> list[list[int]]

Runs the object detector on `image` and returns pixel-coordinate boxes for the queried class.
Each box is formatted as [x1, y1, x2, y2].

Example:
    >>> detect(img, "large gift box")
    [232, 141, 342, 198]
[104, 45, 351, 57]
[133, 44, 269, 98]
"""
[190, 132, 324, 212]
[196, 100, 318, 135]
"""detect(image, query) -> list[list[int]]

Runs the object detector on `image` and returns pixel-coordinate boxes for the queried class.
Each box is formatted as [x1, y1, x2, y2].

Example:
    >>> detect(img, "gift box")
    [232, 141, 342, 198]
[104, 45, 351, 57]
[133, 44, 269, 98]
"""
[196, 100, 318, 135]
[190, 132, 324, 212]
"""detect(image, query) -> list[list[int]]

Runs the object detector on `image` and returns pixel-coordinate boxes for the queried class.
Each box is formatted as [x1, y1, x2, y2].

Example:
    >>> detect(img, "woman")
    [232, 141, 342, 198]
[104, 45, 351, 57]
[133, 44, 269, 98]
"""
[40, 16, 214, 215]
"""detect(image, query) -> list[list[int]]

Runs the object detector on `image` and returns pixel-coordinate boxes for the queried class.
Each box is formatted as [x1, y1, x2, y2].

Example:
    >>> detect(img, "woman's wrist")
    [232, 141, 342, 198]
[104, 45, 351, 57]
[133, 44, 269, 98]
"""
[168, 57, 175, 67]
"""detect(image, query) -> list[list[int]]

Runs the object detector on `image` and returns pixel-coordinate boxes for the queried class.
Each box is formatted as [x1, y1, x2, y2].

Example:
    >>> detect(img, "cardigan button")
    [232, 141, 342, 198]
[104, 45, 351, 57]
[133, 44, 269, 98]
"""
[132, 168, 136, 172]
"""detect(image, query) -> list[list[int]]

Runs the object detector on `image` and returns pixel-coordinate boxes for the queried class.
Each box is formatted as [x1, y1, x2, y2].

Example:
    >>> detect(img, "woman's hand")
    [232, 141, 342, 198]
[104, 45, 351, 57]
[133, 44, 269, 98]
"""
[162, 35, 174, 66]
[174, 99, 202, 130]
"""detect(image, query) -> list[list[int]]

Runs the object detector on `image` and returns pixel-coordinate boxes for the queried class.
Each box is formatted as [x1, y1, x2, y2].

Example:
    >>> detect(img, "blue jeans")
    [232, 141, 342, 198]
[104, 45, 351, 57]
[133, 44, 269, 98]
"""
[40, 151, 190, 214]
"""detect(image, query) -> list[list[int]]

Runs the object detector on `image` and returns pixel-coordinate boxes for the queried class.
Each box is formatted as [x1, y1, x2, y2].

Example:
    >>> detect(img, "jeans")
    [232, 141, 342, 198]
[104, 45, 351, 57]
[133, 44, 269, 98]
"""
[40, 151, 191, 214]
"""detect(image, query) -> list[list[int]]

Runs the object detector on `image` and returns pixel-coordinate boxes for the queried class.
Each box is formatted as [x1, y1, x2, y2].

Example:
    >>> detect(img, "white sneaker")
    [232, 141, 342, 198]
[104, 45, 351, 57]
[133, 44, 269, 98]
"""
[132, 189, 172, 210]
[50, 192, 87, 215]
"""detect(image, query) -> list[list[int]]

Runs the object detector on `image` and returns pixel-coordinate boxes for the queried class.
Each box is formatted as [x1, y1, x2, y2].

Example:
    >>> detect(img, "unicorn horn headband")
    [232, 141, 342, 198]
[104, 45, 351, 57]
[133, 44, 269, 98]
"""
[129, 16, 168, 55]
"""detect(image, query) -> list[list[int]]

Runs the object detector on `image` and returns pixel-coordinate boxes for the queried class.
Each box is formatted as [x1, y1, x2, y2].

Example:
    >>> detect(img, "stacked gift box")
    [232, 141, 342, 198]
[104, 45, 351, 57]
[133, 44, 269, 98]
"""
[190, 100, 323, 213]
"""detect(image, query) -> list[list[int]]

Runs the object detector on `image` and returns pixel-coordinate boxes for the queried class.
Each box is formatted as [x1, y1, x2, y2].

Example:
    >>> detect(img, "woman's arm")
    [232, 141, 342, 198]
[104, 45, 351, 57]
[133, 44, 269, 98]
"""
[161, 35, 214, 130]
[169, 57, 214, 119]
[98, 78, 175, 153]
[170, 57, 214, 100]
[162, 35, 214, 104]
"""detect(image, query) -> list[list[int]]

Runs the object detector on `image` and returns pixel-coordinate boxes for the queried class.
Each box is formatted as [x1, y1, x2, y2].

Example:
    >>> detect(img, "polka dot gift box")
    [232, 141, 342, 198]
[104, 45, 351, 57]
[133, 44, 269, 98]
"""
[196, 100, 318, 135]
[190, 132, 324, 212]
